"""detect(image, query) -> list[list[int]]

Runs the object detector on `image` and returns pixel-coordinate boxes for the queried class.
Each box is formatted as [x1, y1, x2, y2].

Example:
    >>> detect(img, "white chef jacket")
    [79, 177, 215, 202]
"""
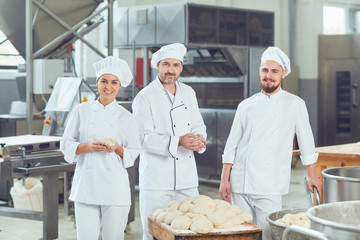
[222, 89, 318, 195]
[132, 77, 207, 191]
[60, 100, 141, 205]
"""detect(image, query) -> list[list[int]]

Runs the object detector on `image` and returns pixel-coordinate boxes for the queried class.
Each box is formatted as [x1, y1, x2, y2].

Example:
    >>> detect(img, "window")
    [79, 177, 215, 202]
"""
[323, 5, 360, 34]
[323, 6, 346, 34]
[351, 9, 360, 33]
[0, 29, 25, 69]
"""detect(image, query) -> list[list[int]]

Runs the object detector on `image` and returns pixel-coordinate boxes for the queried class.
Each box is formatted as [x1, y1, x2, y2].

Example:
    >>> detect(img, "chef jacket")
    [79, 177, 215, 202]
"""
[132, 77, 207, 191]
[60, 100, 141, 205]
[222, 89, 318, 195]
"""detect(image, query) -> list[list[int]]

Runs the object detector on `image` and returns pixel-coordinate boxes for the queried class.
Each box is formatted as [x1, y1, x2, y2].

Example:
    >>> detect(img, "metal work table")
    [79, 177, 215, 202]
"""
[0, 135, 75, 240]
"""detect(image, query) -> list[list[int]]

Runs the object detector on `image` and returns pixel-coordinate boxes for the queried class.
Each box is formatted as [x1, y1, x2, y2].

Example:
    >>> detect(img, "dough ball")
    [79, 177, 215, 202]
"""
[152, 208, 165, 219]
[282, 213, 296, 222]
[164, 210, 183, 225]
[276, 212, 310, 228]
[190, 219, 214, 234]
[171, 215, 192, 230]
[191, 214, 208, 223]
[179, 202, 194, 213]
[206, 211, 227, 226]
[215, 215, 244, 229]
[296, 212, 308, 220]
[193, 195, 213, 204]
[214, 199, 231, 212]
[179, 198, 193, 204]
[189, 206, 213, 216]
[167, 200, 180, 211]
[228, 205, 243, 215]
[185, 212, 203, 219]
[240, 211, 253, 223]
[102, 137, 116, 146]
[192, 202, 216, 210]
[225, 210, 237, 219]
[156, 211, 167, 223]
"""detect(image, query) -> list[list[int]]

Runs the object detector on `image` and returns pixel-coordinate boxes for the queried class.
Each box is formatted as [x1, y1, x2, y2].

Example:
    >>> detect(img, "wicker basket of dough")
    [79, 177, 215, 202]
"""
[151, 195, 253, 234]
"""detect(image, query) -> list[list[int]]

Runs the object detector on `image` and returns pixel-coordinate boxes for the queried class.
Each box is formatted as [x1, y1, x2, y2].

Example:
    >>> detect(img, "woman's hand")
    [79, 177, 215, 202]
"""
[75, 142, 106, 154]
[89, 142, 107, 152]
[102, 142, 117, 153]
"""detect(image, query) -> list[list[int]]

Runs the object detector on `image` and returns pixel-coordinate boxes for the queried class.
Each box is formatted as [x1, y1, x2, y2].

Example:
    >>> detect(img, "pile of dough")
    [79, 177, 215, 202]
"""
[151, 195, 253, 234]
[102, 137, 116, 147]
[276, 212, 310, 228]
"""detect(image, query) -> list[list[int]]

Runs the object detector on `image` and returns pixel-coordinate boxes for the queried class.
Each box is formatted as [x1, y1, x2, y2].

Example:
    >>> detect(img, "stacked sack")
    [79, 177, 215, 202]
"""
[151, 195, 253, 234]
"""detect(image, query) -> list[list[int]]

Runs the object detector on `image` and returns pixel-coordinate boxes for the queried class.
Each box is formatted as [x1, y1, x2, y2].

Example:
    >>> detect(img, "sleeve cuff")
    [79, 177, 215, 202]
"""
[63, 142, 79, 164]
[300, 152, 319, 166]
[197, 147, 206, 154]
[169, 136, 180, 158]
[222, 153, 235, 164]
[122, 148, 135, 168]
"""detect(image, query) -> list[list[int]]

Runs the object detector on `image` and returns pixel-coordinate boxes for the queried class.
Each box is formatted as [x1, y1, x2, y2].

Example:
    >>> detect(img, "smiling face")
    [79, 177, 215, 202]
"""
[96, 74, 121, 105]
[157, 58, 183, 84]
[259, 60, 287, 96]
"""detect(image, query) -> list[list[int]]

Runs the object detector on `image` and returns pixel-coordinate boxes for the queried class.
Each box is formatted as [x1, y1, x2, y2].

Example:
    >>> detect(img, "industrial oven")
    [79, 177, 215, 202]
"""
[318, 34, 360, 146]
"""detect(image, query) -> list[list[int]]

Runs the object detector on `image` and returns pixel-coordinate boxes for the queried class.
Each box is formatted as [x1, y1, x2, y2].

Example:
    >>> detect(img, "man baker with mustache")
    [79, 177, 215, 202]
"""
[132, 43, 207, 240]
[219, 47, 322, 240]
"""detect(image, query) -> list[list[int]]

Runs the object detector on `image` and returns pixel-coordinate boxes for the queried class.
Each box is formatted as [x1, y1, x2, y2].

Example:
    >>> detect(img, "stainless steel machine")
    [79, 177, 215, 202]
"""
[318, 34, 360, 146]
[113, 2, 273, 179]
[0, 135, 75, 240]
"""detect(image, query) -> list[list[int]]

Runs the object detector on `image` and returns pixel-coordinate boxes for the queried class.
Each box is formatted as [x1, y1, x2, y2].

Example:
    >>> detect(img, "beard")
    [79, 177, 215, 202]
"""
[159, 72, 179, 84]
[262, 78, 281, 94]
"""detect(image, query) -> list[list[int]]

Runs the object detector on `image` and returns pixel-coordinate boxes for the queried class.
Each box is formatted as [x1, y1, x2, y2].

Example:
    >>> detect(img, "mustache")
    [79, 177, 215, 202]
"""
[165, 73, 176, 76]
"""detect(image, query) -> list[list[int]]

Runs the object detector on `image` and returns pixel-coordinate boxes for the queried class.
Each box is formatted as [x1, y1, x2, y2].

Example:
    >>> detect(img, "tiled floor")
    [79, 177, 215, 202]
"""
[0, 162, 309, 240]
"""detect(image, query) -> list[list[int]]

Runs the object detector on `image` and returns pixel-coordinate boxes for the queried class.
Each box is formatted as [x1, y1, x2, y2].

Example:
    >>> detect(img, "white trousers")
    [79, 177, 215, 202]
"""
[231, 193, 282, 240]
[74, 202, 130, 240]
[140, 188, 199, 240]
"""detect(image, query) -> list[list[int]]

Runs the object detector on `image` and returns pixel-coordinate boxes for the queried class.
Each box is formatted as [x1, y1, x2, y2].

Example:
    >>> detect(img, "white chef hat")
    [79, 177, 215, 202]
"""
[151, 43, 187, 68]
[261, 47, 291, 76]
[93, 56, 133, 87]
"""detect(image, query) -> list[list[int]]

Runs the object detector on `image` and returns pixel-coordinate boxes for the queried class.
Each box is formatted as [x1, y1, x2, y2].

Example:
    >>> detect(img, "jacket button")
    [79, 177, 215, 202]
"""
[187, 123, 190, 126]
[176, 157, 179, 160]
[185, 107, 187, 109]
[189, 156, 191, 158]
[174, 125, 176, 127]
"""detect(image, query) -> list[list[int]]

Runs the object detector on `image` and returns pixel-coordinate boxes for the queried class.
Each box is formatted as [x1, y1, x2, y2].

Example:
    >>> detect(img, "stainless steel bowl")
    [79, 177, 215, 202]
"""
[307, 200, 360, 240]
[266, 208, 310, 240]
[321, 166, 360, 203]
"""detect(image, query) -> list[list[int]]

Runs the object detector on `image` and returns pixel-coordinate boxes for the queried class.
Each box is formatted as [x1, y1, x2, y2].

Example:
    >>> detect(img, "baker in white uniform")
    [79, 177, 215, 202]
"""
[60, 56, 141, 240]
[219, 47, 322, 240]
[132, 43, 207, 240]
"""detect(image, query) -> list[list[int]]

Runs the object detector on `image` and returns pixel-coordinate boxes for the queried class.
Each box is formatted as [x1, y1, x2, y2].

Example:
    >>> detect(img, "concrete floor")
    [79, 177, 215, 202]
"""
[0, 161, 309, 240]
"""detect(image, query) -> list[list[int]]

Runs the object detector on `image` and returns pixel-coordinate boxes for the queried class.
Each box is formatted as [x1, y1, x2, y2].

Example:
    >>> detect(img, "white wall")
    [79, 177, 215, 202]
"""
[294, 0, 323, 79]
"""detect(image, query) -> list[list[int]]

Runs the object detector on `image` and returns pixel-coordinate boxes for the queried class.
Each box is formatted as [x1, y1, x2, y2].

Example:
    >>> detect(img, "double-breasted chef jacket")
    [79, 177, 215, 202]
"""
[132, 77, 207, 191]
[222, 89, 318, 195]
[60, 100, 141, 206]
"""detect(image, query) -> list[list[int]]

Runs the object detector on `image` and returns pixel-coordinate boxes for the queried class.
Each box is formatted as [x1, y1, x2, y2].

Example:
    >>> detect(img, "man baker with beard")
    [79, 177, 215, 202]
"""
[219, 47, 322, 240]
[132, 43, 207, 240]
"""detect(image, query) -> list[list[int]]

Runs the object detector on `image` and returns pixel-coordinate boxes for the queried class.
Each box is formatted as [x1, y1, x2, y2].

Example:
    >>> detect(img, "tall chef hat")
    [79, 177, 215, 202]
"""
[261, 47, 291, 76]
[151, 43, 187, 68]
[93, 56, 133, 87]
